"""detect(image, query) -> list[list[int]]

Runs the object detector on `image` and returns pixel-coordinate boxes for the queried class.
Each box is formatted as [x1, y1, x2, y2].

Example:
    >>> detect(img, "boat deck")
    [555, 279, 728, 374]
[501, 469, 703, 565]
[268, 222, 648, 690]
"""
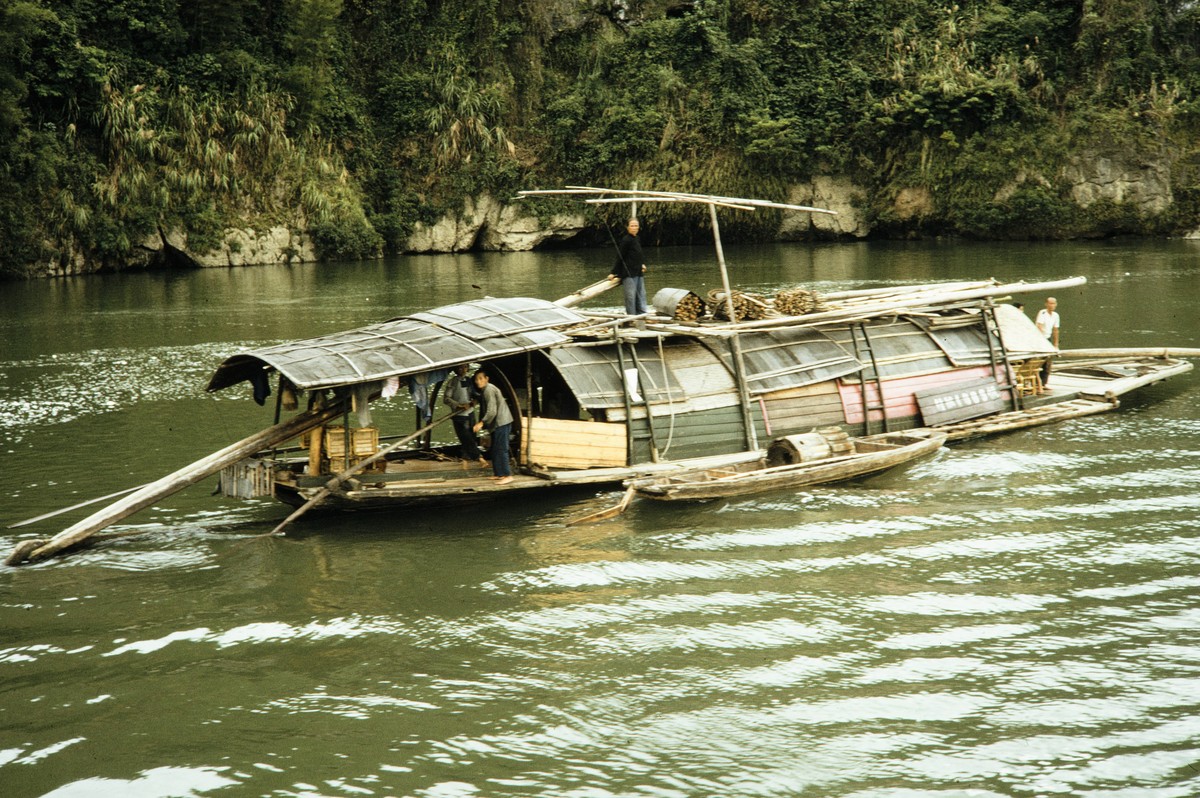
[1045, 357, 1193, 401]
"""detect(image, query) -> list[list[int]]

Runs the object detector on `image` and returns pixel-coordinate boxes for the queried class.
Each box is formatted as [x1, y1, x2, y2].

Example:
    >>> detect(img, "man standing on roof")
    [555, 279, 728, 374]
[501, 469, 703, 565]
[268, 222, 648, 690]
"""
[608, 218, 649, 316]
[472, 370, 514, 485]
[1035, 296, 1060, 388]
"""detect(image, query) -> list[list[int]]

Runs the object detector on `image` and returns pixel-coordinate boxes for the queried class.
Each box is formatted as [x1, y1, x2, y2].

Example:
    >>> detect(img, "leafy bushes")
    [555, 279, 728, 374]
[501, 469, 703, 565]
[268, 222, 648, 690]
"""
[3, 0, 1200, 276]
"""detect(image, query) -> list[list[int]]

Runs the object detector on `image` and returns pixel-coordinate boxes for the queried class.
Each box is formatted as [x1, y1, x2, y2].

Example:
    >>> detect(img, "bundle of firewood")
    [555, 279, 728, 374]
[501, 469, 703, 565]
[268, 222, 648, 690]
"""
[773, 287, 830, 316]
[671, 291, 707, 322]
[707, 289, 773, 321]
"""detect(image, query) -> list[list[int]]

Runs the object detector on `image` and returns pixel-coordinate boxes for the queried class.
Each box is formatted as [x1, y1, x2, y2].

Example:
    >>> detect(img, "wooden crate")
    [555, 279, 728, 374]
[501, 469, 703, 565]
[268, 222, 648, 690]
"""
[522, 417, 626, 469]
[324, 426, 379, 462]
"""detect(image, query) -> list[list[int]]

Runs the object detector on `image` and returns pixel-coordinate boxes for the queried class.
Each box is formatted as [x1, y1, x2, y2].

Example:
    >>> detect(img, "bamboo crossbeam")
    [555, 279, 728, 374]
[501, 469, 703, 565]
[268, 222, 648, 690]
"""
[584, 197, 757, 211]
[819, 280, 997, 301]
[518, 186, 838, 215]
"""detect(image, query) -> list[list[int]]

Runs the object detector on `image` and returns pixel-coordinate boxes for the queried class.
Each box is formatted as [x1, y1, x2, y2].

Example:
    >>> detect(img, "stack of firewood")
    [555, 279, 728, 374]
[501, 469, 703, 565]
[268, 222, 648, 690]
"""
[773, 287, 830, 316]
[671, 291, 707, 322]
[707, 289, 773, 321]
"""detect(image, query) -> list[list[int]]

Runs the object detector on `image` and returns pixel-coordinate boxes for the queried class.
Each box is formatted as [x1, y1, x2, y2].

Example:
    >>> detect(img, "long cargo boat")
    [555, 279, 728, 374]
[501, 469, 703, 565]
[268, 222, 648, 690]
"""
[6, 188, 1198, 565]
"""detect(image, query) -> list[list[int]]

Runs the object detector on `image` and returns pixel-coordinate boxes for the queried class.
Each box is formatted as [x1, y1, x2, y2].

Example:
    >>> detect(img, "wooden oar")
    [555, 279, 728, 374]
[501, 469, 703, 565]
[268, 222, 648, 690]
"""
[7, 483, 151, 529]
[5, 402, 349, 566]
[267, 410, 457, 536]
[565, 484, 636, 526]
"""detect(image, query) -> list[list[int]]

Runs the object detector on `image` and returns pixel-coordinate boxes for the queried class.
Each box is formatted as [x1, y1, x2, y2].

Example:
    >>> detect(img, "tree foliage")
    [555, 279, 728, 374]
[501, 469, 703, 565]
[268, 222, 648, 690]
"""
[3, 0, 1200, 275]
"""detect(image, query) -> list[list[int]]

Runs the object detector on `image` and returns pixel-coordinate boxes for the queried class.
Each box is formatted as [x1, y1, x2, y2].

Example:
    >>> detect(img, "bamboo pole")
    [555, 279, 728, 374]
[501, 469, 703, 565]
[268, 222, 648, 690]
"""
[553, 278, 621, 307]
[8, 402, 350, 565]
[267, 410, 457, 536]
[819, 280, 996, 301]
[1055, 347, 1200, 359]
[521, 186, 840, 215]
[6, 484, 150, 529]
[720, 276, 1088, 332]
[565, 484, 636, 526]
[709, 202, 759, 451]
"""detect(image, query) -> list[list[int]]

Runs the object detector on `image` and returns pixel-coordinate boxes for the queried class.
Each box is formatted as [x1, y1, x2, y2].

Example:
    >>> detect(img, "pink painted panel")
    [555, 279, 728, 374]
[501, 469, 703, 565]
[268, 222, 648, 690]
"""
[839, 366, 1008, 425]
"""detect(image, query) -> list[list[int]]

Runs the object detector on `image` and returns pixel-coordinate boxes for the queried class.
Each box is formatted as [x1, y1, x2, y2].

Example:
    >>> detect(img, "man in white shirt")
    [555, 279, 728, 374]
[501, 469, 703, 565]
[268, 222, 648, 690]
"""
[1035, 297, 1060, 388]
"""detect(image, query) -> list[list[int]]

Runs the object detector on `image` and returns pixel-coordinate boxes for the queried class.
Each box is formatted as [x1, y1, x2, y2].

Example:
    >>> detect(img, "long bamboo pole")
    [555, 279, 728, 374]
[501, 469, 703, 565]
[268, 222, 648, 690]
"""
[721, 276, 1089, 332]
[709, 202, 758, 451]
[267, 410, 457, 536]
[553, 278, 621, 307]
[1056, 347, 1200, 359]
[7, 484, 150, 529]
[8, 402, 349, 565]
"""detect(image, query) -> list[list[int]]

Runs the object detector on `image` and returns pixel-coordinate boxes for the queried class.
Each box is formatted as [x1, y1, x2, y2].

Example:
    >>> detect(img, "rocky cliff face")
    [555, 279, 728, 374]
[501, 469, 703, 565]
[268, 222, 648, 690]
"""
[1064, 155, 1174, 216]
[20, 154, 1195, 276]
[405, 195, 589, 253]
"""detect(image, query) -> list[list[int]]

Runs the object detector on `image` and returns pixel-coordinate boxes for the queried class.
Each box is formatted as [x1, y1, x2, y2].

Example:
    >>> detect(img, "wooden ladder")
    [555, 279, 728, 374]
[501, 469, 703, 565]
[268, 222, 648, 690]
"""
[981, 302, 1023, 412]
[851, 322, 890, 435]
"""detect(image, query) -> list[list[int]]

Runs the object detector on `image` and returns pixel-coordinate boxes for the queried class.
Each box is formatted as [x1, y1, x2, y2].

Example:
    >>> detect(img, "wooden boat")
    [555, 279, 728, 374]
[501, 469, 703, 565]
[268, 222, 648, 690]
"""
[629, 428, 947, 501]
[7, 187, 1199, 564]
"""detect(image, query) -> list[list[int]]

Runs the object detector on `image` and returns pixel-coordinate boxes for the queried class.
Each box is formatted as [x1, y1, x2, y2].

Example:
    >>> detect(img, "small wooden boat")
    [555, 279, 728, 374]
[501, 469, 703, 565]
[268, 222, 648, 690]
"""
[628, 427, 947, 501]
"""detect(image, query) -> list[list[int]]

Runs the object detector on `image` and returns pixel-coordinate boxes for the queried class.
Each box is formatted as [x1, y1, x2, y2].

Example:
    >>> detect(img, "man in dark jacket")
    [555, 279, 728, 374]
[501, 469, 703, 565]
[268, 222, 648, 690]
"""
[442, 363, 485, 467]
[608, 218, 649, 316]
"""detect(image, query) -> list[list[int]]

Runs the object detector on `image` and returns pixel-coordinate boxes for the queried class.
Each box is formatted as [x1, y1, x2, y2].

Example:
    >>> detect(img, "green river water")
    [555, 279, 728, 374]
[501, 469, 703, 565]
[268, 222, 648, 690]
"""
[2, 239, 1200, 798]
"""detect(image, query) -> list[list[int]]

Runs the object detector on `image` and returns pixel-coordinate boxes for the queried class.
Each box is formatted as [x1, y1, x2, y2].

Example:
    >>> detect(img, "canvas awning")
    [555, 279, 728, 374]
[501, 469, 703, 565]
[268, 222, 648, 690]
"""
[206, 297, 586, 392]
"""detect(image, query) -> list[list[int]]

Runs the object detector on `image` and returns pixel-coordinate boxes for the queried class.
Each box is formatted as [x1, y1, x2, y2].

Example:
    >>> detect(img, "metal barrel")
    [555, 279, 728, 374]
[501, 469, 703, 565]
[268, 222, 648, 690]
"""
[652, 287, 700, 318]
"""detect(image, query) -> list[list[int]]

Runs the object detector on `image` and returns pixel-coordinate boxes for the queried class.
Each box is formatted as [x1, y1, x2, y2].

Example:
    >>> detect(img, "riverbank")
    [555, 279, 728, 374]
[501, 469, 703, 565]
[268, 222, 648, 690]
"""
[18, 160, 1200, 280]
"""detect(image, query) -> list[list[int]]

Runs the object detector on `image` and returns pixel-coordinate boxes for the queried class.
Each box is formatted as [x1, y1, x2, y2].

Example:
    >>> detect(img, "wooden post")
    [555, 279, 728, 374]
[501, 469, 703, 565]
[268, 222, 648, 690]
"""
[708, 202, 759, 451]
[524, 353, 534, 466]
[615, 341, 635, 465]
[628, 343, 660, 463]
[306, 427, 323, 476]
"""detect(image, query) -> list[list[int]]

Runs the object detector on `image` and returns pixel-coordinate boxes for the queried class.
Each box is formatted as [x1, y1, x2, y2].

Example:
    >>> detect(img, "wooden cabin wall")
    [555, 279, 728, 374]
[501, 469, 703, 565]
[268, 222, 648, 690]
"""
[628, 405, 769, 463]
[759, 382, 846, 437]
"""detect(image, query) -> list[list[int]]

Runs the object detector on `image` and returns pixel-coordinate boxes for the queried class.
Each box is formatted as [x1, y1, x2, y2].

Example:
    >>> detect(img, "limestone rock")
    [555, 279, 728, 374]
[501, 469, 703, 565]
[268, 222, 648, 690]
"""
[781, 176, 870, 238]
[1063, 155, 1172, 215]
[188, 225, 316, 267]
[407, 194, 587, 252]
[407, 195, 500, 253]
[480, 204, 588, 251]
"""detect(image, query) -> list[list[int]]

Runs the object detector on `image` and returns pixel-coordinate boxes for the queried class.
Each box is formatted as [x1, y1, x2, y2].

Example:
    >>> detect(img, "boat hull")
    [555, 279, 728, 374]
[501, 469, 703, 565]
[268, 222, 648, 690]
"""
[630, 429, 947, 501]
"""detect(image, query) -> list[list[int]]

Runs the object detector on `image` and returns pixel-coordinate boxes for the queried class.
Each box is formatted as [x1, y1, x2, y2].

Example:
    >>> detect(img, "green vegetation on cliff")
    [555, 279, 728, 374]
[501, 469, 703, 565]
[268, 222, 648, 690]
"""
[2, 0, 1199, 276]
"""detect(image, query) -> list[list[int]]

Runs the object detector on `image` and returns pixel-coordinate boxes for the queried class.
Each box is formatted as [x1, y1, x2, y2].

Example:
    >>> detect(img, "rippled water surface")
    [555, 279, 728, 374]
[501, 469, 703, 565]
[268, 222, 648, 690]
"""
[2, 240, 1200, 797]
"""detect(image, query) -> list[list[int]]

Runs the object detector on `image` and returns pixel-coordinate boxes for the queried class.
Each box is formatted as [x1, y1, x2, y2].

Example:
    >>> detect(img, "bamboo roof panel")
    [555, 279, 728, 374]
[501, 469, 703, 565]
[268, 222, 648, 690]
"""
[206, 298, 585, 393]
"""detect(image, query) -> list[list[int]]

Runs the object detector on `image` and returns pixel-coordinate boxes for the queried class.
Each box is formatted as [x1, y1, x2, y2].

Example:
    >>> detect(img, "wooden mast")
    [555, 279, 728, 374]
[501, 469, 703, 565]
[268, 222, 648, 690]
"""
[708, 202, 759, 451]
